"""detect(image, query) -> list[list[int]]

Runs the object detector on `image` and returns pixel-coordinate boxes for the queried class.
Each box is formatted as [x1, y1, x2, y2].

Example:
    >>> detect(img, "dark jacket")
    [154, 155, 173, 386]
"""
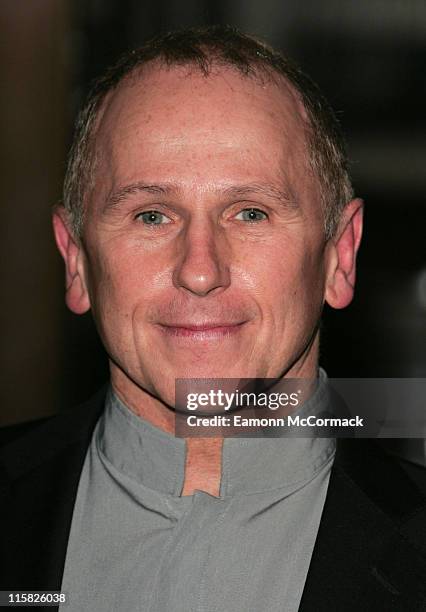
[1, 388, 426, 611]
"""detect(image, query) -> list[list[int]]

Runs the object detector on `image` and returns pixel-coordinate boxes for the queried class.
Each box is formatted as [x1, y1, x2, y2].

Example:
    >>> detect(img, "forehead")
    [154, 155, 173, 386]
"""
[93, 62, 315, 200]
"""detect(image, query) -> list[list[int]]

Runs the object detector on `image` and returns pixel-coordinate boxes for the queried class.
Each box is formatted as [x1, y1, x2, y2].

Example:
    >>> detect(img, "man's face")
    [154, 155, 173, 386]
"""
[55, 64, 359, 408]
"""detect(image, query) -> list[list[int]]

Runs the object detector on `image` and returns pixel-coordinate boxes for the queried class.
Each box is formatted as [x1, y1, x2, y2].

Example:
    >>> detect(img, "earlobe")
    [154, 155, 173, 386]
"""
[325, 198, 364, 310]
[52, 205, 91, 314]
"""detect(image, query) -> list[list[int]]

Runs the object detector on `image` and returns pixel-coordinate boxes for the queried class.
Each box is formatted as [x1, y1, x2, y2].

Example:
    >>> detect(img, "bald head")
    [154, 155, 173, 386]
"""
[62, 26, 353, 240]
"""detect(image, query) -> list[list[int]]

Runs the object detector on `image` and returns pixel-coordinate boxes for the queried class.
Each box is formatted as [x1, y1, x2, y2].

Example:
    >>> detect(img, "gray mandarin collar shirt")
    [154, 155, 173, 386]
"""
[60, 378, 335, 612]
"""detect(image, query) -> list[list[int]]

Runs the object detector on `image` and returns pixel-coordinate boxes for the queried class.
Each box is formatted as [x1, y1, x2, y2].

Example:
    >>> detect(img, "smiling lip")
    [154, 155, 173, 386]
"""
[158, 321, 246, 338]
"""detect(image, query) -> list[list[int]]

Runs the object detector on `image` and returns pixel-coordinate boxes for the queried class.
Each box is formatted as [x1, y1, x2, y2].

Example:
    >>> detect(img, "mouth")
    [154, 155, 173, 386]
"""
[157, 321, 247, 340]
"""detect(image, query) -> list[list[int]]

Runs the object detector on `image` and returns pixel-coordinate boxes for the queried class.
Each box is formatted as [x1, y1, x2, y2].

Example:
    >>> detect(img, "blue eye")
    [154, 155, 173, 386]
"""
[136, 211, 171, 225]
[236, 208, 268, 222]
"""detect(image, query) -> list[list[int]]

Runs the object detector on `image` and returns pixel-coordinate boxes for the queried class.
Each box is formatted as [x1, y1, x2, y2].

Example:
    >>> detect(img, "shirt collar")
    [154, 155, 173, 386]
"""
[97, 369, 335, 497]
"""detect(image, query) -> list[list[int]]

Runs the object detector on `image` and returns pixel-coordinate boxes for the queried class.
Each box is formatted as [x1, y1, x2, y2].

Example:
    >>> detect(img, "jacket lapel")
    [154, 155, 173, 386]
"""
[299, 440, 426, 611]
[0, 388, 106, 594]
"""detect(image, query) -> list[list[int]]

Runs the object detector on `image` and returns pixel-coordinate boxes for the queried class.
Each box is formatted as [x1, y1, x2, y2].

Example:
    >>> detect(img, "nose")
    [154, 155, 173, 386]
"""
[173, 219, 231, 297]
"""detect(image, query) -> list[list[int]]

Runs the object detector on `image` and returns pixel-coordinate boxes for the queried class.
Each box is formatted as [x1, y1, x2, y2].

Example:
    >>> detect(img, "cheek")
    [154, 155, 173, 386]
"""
[91, 240, 162, 297]
[85, 246, 150, 330]
[252, 242, 326, 327]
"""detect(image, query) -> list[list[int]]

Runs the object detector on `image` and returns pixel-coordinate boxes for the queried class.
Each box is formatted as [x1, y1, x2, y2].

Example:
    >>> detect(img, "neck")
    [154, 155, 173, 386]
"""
[109, 339, 320, 497]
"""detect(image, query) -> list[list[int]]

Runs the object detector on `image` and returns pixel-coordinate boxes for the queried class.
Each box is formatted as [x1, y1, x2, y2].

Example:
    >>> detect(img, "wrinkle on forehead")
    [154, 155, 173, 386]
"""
[87, 62, 317, 216]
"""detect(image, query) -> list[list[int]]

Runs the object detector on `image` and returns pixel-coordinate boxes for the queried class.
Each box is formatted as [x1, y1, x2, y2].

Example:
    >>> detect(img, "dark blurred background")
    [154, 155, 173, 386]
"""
[1, 0, 425, 449]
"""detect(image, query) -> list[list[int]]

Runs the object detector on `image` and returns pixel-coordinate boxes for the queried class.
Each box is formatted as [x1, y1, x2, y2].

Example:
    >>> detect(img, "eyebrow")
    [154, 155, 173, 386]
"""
[104, 183, 169, 210]
[223, 183, 299, 208]
[103, 181, 299, 212]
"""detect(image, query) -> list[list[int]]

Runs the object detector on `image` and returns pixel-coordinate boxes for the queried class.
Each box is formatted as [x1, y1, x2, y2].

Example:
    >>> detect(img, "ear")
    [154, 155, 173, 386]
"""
[52, 205, 91, 314]
[325, 198, 364, 310]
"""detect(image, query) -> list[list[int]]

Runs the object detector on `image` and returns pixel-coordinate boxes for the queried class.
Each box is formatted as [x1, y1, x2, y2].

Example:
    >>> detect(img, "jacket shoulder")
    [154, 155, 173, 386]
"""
[0, 416, 52, 447]
[0, 386, 108, 484]
[336, 439, 426, 517]
[0, 387, 108, 591]
[299, 440, 426, 611]
[335, 439, 426, 557]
